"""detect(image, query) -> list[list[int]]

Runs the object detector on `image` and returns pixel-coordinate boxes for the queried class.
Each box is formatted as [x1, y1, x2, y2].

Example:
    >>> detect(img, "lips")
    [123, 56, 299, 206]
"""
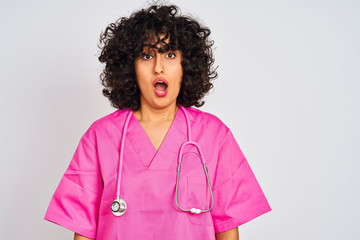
[153, 78, 168, 97]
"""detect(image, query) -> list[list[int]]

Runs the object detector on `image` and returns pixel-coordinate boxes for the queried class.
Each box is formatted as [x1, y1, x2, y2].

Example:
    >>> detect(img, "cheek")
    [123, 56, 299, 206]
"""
[134, 61, 148, 78]
[134, 63, 141, 82]
[135, 65, 150, 87]
[176, 68, 183, 88]
[175, 64, 183, 80]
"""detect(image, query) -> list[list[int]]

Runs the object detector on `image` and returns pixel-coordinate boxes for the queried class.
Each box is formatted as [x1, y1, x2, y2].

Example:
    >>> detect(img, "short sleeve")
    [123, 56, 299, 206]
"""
[44, 129, 103, 239]
[211, 129, 271, 233]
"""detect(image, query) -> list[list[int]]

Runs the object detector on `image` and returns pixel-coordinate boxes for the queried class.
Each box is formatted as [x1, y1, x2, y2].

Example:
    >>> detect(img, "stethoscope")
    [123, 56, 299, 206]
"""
[111, 105, 214, 216]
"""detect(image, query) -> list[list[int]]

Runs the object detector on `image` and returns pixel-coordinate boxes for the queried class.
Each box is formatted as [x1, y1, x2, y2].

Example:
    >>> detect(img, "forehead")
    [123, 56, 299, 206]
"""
[142, 32, 171, 52]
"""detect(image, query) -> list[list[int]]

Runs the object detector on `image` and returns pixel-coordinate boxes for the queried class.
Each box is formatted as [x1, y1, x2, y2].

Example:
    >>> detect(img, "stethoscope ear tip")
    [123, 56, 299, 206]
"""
[190, 208, 202, 214]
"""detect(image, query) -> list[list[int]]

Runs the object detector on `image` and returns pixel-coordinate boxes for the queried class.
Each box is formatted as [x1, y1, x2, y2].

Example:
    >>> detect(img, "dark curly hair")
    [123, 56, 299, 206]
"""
[98, 4, 217, 110]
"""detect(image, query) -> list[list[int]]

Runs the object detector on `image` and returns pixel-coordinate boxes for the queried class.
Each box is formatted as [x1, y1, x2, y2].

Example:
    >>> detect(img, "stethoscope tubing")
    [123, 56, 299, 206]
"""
[112, 105, 214, 215]
[116, 111, 133, 199]
[175, 141, 215, 213]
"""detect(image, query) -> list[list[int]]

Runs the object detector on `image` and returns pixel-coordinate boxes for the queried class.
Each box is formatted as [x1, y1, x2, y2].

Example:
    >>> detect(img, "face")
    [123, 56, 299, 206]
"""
[134, 34, 183, 110]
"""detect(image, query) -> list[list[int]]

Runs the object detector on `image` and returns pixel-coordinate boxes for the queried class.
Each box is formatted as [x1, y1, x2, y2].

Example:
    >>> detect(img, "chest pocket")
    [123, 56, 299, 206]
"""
[186, 175, 213, 226]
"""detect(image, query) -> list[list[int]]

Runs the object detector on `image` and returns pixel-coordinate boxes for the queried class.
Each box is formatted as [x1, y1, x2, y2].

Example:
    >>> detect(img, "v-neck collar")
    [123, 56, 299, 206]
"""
[126, 106, 187, 170]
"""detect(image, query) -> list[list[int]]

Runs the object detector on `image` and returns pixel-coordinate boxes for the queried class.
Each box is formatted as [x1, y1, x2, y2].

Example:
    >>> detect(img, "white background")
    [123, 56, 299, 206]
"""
[1, 0, 359, 239]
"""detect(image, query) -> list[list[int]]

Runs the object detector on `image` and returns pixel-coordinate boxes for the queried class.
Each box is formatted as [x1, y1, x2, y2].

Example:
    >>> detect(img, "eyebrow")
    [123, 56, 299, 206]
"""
[142, 43, 171, 52]
[141, 45, 173, 54]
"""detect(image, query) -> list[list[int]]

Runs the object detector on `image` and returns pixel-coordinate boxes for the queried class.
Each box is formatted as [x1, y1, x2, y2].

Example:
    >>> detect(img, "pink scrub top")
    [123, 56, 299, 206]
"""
[44, 107, 271, 239]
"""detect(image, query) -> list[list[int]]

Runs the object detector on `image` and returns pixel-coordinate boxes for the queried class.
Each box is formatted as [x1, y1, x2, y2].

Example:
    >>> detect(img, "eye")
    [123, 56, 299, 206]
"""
[166, 52, 176, 59]
[141, 54, 153, 60]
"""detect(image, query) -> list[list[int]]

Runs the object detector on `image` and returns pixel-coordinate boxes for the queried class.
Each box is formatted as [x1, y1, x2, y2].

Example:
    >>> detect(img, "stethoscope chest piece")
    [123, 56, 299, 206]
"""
[111, 198, 127, 216]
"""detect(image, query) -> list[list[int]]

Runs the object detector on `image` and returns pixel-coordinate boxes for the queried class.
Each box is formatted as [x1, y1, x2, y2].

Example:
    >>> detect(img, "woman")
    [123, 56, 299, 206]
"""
[44, 4, 271, 240]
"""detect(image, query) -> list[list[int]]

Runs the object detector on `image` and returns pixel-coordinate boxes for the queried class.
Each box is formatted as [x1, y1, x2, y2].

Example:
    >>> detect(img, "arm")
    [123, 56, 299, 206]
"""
[74, 233, 94, 240]
[215, 227, 239, 240]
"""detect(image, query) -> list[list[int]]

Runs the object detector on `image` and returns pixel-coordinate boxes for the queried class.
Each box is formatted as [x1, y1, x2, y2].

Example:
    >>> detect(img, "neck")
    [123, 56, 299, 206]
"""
[134, 102, 179, 123]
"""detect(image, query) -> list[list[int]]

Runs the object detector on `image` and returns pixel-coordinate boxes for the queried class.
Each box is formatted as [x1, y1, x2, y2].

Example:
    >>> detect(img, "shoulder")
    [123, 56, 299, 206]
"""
[82, 109, 130, 140]
[185, 107, 230, 140]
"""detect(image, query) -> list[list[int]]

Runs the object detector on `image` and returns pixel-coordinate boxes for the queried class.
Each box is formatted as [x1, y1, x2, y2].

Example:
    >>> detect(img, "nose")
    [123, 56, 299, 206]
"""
[154, 53, 164, 74]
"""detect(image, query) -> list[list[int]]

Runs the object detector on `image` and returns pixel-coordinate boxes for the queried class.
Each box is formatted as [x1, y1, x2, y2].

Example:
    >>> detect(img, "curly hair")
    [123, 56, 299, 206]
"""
[98, 4, 217, 110]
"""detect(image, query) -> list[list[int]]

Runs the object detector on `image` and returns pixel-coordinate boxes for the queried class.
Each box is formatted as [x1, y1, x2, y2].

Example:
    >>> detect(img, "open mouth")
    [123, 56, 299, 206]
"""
[154, 81, 168, 91]
[153, 79, 168, 97]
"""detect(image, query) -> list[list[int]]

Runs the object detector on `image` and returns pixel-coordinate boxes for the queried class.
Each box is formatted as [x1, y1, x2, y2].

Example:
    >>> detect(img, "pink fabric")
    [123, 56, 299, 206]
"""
[44, 107, 271, 239]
